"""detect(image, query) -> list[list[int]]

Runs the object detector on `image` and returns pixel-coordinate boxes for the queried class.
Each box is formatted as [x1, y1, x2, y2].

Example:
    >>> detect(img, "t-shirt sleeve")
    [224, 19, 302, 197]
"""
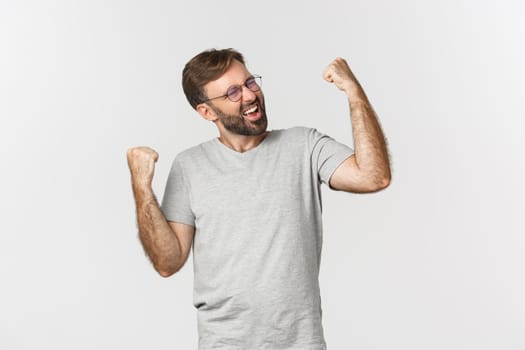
[308, 128, 355, 186]
[160, 156, 195, 226]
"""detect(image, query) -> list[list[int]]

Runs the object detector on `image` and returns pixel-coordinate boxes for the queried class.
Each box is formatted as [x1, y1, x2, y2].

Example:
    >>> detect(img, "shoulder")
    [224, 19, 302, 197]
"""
[169, 139, 216, 169]
[268, 126, 328, 155]
[282, 126, 327, 138]
[281, 126, 314, 135]
[276, 126, 321, 141]
[280, 126, 332, 147]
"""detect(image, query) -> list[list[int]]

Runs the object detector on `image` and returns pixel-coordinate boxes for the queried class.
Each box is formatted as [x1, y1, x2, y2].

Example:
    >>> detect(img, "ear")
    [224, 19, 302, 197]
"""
[196, 103, 218, 122]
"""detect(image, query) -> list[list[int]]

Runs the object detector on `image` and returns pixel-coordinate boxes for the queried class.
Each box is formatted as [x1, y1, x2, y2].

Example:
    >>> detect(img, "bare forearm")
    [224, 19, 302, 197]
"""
[348, 93, 391, 185]
[323, 57, 391, 192]
[132, 184, 182, 276]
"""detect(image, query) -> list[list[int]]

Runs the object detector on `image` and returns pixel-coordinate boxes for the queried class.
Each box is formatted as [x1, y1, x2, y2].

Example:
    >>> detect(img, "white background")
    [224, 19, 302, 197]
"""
[1, 0, 524, 349]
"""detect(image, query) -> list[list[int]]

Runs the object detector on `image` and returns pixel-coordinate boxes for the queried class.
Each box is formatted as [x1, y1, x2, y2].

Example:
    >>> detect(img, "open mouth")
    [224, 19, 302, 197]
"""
[242, 104, 259, 117]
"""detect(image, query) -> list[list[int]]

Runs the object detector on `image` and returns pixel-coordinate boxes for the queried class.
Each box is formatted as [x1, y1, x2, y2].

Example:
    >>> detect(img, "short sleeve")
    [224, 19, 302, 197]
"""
[160, 156, 195, 226]
[308, 128, 354, 186]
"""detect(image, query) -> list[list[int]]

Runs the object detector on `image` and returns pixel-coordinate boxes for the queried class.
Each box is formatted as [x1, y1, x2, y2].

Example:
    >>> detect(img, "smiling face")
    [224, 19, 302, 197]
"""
[197, 60, 268, 136]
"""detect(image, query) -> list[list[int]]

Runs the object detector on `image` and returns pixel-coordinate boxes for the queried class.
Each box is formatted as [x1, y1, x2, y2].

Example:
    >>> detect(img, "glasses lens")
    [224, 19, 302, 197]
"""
[246, 77, 261, 92]
[227, 86, 242, 102]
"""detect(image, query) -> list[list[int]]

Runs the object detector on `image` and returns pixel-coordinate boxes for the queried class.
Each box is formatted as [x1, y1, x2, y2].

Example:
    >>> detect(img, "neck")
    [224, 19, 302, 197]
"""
[217, 130, 270, 153]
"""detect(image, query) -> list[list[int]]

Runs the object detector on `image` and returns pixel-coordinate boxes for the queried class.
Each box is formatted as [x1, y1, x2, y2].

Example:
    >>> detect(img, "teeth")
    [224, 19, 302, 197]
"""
[243, 105, 258, 115]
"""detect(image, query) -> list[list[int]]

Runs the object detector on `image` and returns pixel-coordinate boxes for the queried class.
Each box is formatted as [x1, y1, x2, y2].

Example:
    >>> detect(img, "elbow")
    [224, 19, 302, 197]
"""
[365, 174, 391, 193]
[378, 175, 391, 190]
[157, 268, 176, 278]
[154, 261, 181, 278]
[371, 165, 392, 191]
[353, 163, 391, 193]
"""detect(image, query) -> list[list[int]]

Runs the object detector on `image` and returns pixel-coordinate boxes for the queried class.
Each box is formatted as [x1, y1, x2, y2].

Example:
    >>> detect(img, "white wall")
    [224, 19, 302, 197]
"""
[1, 0, 524, 349]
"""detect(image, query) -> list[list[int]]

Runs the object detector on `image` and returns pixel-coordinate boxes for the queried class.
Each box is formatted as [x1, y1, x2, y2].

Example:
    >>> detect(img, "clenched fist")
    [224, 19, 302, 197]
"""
[127, 146, 159, 188]
[323, 57, 364, 100]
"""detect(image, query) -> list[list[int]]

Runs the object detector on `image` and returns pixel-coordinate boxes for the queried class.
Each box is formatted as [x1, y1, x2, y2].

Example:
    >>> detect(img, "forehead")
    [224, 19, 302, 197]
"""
[204, 60, 252, 95]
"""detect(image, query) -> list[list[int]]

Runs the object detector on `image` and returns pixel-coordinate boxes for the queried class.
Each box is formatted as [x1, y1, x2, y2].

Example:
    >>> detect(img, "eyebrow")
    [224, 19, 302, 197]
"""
[224, 76, 255, 92]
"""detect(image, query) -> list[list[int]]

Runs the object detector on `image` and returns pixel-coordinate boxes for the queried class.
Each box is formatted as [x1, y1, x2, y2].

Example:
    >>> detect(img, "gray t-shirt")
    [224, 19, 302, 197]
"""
[161, 126, 354, 350]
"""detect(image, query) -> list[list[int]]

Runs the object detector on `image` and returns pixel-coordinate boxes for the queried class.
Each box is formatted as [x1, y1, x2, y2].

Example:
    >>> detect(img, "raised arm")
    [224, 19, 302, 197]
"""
[127, 147, 195, 277]
[323, 57, 391, 193]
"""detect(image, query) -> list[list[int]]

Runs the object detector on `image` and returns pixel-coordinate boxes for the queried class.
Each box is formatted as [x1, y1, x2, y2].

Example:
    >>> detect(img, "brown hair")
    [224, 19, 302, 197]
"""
[182, 48, 245, 109]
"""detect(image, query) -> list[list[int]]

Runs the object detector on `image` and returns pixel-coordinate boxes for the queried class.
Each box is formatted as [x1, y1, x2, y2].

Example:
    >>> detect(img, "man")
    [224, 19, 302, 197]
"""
[127, 48, 390, 349]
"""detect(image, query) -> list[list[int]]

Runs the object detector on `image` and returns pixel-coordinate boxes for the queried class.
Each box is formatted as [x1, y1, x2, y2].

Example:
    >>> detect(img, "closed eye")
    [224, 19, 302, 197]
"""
[227, 85, 242, 99]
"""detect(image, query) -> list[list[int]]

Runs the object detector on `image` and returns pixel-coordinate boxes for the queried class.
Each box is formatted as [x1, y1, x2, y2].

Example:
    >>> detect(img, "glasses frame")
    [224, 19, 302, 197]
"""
[200, 75, 262, 103]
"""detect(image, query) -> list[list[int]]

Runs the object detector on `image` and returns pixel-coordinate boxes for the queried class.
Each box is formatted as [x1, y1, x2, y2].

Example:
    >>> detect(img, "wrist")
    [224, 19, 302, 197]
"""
[344, 83, 366, 101]
[132, 180, 154, 196]
[345, 83, 368, 103]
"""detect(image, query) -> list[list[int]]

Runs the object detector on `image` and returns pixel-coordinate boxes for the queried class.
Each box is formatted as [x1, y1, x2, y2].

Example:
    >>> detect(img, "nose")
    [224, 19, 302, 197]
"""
[241, 84, 257, 103]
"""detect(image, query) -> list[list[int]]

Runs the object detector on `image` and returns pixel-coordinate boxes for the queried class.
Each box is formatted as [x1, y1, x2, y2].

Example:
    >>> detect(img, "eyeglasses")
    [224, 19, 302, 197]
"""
[201, 75, 262, 103]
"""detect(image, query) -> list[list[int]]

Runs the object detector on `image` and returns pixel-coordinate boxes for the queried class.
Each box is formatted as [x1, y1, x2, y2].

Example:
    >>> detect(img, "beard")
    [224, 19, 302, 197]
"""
[209, 96, 268, 136]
